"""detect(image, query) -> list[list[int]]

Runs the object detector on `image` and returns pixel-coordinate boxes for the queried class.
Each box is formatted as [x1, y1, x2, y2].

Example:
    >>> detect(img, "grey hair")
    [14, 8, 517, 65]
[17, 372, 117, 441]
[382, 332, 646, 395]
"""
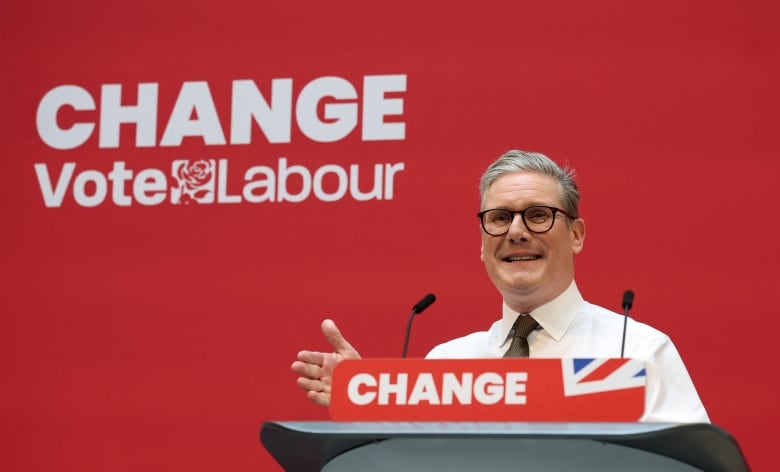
[479, 150, 580, 218]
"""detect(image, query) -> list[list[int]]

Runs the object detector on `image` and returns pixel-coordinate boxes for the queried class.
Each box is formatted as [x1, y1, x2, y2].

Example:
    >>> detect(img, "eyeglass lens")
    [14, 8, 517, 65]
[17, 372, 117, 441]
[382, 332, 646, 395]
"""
[481, 206, 556, 235]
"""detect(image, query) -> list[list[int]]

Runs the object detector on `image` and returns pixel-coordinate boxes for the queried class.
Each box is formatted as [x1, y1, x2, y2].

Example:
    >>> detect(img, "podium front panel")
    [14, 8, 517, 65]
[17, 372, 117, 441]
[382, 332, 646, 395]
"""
[323, 437, 702, 471]
[260, 421, 749, 472]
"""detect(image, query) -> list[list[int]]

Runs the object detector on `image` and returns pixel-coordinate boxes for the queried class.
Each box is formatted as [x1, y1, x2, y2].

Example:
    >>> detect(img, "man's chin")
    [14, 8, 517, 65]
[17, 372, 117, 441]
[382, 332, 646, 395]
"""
[497, 274, 541, 295]
[499, 265, 540, 282]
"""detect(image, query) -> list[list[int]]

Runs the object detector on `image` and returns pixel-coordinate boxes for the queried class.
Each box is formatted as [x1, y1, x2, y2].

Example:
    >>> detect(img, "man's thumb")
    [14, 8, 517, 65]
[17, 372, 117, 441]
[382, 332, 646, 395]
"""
[321, 319, 360, 358]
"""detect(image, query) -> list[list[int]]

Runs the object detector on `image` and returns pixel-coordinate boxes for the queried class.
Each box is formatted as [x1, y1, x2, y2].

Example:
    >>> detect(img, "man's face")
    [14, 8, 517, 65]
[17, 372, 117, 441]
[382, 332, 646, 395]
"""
[480, 171, 585, 312]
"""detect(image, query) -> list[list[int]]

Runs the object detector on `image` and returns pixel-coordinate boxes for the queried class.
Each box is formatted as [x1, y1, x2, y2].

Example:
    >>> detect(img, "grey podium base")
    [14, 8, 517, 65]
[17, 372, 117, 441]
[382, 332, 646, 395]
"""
[260, 421, 749, 472]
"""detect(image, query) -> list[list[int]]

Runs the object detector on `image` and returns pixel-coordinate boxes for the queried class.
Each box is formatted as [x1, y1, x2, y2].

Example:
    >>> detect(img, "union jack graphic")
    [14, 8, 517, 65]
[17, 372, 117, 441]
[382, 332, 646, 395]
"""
[561, 358, 646, 396]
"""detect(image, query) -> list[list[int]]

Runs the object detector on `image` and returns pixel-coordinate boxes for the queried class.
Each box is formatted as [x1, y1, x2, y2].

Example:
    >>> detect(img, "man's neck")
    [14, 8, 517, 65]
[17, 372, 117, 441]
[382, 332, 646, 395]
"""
[503, 282, 573, 314]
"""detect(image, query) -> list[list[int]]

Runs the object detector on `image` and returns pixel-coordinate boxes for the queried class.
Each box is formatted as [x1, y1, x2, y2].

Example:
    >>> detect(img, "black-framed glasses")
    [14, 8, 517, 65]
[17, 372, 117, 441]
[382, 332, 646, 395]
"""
[477, 206, 572, 236]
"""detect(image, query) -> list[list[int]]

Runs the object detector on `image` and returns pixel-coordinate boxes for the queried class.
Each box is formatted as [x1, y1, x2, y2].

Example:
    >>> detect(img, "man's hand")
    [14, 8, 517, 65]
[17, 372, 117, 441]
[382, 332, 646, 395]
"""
[291, 319, 361, 407]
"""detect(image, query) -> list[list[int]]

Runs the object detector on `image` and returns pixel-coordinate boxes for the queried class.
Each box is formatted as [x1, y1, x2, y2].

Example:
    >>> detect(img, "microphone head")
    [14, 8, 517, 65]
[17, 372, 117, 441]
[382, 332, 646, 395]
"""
[412, 293, 436, 314]
[622, 290, 635, 310]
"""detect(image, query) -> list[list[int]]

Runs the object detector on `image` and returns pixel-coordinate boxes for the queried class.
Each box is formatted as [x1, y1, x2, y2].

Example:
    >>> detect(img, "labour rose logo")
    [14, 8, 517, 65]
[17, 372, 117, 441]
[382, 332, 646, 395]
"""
[170, 159, 216, 204]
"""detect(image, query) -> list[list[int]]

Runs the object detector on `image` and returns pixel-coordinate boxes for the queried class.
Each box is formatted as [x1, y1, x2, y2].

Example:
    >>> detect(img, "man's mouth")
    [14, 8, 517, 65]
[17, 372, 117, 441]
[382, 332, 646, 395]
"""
[503, 255, 542, 262]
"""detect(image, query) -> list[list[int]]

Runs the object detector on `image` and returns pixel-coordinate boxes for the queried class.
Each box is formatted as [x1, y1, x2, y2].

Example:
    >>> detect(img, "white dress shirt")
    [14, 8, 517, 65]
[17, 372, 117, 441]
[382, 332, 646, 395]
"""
[425, 281, 709, 423]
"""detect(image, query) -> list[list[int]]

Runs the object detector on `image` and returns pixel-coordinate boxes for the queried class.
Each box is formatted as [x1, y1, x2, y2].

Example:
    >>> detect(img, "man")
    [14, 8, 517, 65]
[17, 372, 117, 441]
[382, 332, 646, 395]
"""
[292, 150, 708, 423]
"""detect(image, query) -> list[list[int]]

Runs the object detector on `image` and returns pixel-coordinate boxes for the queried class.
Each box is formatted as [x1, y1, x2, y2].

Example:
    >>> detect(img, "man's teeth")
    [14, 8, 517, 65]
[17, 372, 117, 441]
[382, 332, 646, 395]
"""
[506, 255, 539, 261]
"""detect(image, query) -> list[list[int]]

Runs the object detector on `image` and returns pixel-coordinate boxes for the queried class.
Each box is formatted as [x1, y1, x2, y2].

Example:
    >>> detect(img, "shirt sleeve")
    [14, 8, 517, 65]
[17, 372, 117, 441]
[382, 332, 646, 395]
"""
[638, 335, 710, 423]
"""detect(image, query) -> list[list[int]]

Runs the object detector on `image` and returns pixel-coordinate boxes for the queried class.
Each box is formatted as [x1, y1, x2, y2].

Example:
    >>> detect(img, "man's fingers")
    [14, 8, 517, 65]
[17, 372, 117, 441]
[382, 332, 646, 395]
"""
[291, 359, 322, 379]
[291, 319, 355, 410]
[306, 390, 331, 407]
[296, 377, 332, 407]
[296, 376, 329, 394]
[321, 319, 361, 358]
[295, 350, 326, 367]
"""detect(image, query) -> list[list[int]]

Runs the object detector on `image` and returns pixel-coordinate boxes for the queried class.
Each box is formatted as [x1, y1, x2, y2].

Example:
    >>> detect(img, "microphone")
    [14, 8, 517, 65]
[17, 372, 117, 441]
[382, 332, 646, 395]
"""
[620, 290, 635, 358]
[401, 293, 436, 358]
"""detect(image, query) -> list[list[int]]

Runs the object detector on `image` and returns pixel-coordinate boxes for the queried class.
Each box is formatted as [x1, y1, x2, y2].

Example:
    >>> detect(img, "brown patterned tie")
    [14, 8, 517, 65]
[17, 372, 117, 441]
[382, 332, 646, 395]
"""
[503, 315, 538, 358]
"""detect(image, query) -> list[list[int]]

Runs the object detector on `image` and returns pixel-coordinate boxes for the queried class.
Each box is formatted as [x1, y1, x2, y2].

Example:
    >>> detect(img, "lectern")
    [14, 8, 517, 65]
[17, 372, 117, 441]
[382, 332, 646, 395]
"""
[264, 359, 748, 471]
[260, 421, 749, 471]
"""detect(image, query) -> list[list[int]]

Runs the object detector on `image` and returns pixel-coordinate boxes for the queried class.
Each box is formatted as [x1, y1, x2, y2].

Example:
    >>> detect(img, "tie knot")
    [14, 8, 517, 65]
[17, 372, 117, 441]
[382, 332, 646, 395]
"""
[504, 315, 538, 358]
[512, 315, 538, 339]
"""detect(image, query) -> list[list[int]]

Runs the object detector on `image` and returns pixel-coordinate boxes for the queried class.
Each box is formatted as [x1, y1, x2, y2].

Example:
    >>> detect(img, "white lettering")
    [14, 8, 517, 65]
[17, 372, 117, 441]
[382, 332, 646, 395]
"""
[99, 83, 159, 148]
[408, 373, 440, 405]
[38, 74, 406, 149]
[313, 164, 348, 202]
[349, 164, 383, 201]
[108, 161, 133, 206]
[296, 77, 358, 142]
[33, 158, 404, 207]
[277, 157, 312, 203]
[441, 372, 473, 405]
[378, 373, 408, 405]
[36, 85, 96, 150]
[362, 75, 406, 141]
[504, 372, 528, 405]
[34, 163, 76, 207]
[243, 165, 275, 203]
[133, 169, 167, 206]
[73, 170, 107, 207]
[231, 79, 292, 144]
[344, 371, 528, 407]
[161, 82, 226, 146]
[383, 162, 404, 199]
[473, 373, 505, 405]
[217, 159, 241, 203]
[347, 373, 377, 406]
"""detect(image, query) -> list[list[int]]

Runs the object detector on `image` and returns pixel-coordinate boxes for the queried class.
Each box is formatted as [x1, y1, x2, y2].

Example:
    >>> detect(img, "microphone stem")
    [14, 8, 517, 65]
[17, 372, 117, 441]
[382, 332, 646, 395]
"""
[620, 305, 628, 358]
[401, 308, 417, 358]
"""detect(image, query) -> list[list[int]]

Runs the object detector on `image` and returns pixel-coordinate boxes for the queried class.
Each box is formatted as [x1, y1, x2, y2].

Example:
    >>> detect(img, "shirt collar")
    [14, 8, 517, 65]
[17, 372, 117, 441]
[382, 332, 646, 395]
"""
[501, 281, 584, 342]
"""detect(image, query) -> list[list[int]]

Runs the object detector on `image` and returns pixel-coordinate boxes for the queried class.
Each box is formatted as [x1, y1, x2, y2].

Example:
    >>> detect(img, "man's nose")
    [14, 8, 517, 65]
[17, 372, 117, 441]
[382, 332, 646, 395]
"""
[506, 213, 531, 242]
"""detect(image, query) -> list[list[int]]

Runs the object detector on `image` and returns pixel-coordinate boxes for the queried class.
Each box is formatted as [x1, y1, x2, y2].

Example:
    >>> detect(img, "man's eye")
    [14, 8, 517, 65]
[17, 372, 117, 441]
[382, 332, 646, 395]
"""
[526, 209, 550, 222]
[490, 212, 512, 224]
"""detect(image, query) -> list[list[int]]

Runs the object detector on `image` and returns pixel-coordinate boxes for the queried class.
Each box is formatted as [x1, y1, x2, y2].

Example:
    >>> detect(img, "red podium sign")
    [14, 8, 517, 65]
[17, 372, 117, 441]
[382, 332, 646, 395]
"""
[330, 358, 645, 422]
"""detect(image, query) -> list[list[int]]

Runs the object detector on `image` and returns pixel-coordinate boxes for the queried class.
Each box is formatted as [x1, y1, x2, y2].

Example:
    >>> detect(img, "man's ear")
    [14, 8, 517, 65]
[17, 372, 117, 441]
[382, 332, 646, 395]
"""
[571, 218, 586, 255]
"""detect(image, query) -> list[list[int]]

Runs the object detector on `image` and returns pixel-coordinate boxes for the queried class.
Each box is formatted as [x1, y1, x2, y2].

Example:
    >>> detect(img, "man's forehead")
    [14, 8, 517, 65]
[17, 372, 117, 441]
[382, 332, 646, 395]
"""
[483, 172, 561, 204]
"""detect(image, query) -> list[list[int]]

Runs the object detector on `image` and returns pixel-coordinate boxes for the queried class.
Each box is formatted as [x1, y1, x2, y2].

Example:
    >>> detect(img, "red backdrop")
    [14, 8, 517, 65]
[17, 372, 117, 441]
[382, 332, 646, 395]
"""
[2, 0, 778, 470]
